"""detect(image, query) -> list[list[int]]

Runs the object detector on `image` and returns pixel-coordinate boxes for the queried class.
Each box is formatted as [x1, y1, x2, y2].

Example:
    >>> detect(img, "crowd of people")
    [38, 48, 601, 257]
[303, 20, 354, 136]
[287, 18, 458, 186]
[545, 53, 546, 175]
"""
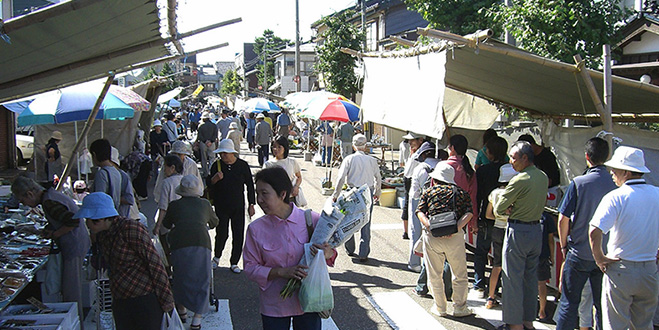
[8, 100, 659, 330]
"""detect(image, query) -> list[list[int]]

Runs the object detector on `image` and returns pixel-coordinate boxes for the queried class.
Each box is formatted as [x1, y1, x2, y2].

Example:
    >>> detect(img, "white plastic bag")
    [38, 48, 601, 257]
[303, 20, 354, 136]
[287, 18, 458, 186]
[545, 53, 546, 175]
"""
[299, 250, 334, 316]
[160, 307, 185, 330]
[152, 236, 169, 267]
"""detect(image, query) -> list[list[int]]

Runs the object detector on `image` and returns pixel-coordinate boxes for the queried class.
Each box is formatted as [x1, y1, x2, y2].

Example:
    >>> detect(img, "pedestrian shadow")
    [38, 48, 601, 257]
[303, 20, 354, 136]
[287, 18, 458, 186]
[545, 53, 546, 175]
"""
[345, 256, 413, 273]
[329, 269, 405, 291]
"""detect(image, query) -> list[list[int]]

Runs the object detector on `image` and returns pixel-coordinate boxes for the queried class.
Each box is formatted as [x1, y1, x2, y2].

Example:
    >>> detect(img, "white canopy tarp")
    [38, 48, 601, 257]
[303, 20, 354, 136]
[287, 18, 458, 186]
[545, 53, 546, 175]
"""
[361, 52, 447, 139]
[157, 87, 183, 104]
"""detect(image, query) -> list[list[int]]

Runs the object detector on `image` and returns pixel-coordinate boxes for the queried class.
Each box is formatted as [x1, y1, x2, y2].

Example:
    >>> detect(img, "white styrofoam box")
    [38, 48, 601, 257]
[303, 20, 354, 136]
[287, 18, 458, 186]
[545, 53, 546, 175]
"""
[1, 302, 76, 330]
[0, 314, 64, 329]
[397, 197, 405, 209]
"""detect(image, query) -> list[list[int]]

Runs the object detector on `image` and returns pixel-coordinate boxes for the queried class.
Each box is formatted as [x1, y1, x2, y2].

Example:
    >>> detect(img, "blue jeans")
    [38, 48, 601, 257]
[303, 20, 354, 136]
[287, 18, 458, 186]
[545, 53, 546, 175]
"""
[345, 193, 373, 258]
[415, 259, 452, 300]
[262, 313, 320, 330]
[473, 219, 494, 290]
[408, 198, 422, 268]
[258, 144, 269, 166]
[321, 146, 332, 165]
[556, 250, 603, 330]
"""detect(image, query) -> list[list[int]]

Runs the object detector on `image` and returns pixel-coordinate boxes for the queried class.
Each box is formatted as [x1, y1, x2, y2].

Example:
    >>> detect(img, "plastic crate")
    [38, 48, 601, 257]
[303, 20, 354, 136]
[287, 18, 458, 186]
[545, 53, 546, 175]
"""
[0, 313, 65, 329]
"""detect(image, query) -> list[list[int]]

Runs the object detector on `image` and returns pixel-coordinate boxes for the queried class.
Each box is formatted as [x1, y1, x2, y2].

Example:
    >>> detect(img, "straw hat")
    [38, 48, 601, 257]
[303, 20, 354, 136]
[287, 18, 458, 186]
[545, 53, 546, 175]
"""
[429, 162, 456, 185]
[51, 131, 63, 140]
[213, 139, 238, 154]
[152, 119, 162, 127]
[498, 164, 518, 183]
[171, 141, 192, 156]
[73, 192, 118, 220]
[229, 122, 239, 129]
[604, 146, 650, 173]
[175, 175, 203, 197]
[352, 134, 367, 146]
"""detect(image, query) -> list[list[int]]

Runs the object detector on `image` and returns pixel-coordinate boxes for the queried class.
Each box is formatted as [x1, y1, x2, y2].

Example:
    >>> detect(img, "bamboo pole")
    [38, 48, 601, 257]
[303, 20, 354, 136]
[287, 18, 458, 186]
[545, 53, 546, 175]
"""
[56, 74, 114, 191]
[389, 36, 415, 47]
[602, 46, 614, 155]
[573, 54, 612, 133]
[176, 18, 242, 39]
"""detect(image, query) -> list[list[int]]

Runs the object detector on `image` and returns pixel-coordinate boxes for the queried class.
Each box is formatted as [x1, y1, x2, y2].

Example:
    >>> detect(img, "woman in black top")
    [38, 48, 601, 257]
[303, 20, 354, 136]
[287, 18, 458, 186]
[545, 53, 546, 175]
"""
[207, 139, 256, 274]
[45, 131, 63, 185]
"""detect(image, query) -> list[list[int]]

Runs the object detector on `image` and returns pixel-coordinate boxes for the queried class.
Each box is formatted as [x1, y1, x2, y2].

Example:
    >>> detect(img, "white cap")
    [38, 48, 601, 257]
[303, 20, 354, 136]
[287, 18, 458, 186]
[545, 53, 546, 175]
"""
[402, 132, 424, 140]
[171, 141, 192, 156]
[352, 134, 367, 146]
[604, 146, 650, 173]
[429, 162, 456, 185]
[110, 147, 120, 166]
[256, 113, 265, 119]
[201, 111, 211, 120]
[152, 119, 162, 127]
[229, 122, 239, 129]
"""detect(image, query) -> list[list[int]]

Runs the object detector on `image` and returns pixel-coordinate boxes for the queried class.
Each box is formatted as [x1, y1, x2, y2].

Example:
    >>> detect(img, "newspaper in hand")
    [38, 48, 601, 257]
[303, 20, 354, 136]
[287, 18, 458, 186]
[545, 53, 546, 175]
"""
[310, 184, 372, 248]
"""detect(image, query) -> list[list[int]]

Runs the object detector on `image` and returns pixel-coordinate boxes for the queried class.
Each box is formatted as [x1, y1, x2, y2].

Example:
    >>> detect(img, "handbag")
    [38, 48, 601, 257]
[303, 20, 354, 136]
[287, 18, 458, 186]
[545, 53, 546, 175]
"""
[203, 160, 222, 205]
[429, 186, 459, 237]
[304, 209, 333, 319]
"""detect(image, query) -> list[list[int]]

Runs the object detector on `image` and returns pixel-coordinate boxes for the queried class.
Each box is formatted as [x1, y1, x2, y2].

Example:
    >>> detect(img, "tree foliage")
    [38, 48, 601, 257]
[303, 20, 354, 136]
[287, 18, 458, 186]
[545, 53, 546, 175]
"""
[405, 0, 629, 68]
[220, 69, 242, 96]
[404, 0, 499, 36]
[484, 0, 629, 67]
[143, 62, 181, 93]
[253, 30, 290, 89]
[315, 10, 364, 99]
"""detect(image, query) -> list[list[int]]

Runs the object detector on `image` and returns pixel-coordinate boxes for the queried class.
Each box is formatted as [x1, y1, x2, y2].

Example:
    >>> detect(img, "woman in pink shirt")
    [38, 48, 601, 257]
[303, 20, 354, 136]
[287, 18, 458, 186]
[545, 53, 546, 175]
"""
[446, 135, 478, 234]
[243, 167, 337, 330]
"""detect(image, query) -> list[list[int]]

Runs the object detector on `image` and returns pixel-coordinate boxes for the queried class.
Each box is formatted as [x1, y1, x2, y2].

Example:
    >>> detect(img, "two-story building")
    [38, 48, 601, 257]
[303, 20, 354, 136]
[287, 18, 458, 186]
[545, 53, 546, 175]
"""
[234, 43, 259, 97]
[613, 9, 659, 86]
[270, 43, 317, 96]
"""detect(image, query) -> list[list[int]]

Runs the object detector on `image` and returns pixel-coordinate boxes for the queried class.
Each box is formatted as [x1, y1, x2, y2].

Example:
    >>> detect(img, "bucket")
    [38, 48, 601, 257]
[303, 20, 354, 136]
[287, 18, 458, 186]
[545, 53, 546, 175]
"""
[380, 189, 397, 207]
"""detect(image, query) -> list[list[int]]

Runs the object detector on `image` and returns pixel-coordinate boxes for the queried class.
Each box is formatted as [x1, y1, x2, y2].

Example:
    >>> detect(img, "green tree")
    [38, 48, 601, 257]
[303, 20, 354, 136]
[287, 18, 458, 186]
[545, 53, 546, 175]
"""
[484, 0, 629, 67]
[160, 62, 180, 93]
[404, 0, 629, 68]
[404, 0, 499, 36]
[220, 69, 243, 96]
[253, 30, 290, 89]
[316, 10, 364, 99]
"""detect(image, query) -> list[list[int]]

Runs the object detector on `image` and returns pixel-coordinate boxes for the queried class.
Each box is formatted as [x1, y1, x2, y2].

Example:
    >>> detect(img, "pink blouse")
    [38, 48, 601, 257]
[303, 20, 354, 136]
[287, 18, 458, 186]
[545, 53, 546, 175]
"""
[243, 204, 336, 317]
[446, 156, 478, 225]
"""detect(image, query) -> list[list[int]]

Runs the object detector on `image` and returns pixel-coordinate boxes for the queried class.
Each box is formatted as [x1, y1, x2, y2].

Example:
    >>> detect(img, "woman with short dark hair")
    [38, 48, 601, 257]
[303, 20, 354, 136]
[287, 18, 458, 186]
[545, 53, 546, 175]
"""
[243, 167, 336, 330]
[264, 136, 306, 207]
[152, 155, 184, 270]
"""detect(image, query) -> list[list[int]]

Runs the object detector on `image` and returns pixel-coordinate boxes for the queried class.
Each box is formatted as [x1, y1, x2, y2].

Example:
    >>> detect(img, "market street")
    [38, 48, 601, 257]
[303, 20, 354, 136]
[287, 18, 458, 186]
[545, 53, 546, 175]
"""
[136, 140, 560, 330]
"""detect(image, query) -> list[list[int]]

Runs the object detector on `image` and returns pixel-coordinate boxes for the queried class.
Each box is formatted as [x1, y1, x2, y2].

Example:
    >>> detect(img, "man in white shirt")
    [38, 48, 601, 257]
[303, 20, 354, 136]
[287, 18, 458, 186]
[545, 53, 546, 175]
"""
[401, 132, 425, 240]
[332, 134, 381, 262]
[589, 146, 659, 330]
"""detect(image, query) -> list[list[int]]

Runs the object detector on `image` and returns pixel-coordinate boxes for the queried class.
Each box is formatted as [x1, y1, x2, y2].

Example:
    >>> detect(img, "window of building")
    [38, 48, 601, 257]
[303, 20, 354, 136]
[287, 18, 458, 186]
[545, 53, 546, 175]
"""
[366, 21, 378, 52]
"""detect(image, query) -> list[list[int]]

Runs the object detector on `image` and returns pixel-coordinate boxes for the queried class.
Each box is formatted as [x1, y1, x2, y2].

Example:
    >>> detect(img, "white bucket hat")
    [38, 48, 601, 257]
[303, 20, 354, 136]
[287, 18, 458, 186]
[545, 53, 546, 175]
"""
[429, 162, 456, 184]
[171, 141, 192, 156]
[110, 147, 121, 166]
[402, 132, 423, 140]
[201, 111, 211, 120]
[256, 113, 265, 119]
[605, 146, 650, 173]
[229, 122, 239, 129]
[498, 163, 518, 183]
[175, 174, 203, 197]
[213, 139, 238, 154]
[152, 119, 162, 127]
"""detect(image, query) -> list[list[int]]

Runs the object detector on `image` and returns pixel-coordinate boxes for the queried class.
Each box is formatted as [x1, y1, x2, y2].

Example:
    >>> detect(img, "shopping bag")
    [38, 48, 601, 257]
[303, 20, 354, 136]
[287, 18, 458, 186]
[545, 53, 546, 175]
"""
[44, 251, 62, 295]
[299, 250, 334, 318]
[152, 236, 169, 267]
[160, 307, 185, 330]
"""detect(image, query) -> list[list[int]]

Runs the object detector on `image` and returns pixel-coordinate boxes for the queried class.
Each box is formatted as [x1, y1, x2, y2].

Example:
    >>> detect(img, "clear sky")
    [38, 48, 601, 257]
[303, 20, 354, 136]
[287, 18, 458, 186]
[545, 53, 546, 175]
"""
[176, 1, 357, 65]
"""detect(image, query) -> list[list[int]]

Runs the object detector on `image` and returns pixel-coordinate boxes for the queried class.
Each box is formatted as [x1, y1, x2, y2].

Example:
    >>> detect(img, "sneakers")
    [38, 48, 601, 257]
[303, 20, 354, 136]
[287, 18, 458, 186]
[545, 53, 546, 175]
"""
[452, 305, 474, 318]
[430, 305, 448, 317]
[212, 257, 220, 269]
[402, 232, 409, 240]
[485, 297, 500, 309]
[412, 289, 432, 299]
[407, 265, 422, 273]
[230, 264, 241, 274]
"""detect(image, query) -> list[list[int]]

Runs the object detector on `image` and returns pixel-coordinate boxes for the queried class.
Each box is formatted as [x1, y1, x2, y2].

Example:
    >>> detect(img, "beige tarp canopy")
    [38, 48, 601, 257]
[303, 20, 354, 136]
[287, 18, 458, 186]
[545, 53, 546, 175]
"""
[0, 0, 176, 103]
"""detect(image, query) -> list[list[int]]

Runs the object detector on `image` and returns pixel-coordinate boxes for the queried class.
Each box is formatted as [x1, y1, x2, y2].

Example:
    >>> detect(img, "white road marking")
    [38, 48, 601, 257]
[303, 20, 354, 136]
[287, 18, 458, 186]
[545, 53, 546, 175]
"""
[368, 291, 446, 330]
[466, 290, 550, 330]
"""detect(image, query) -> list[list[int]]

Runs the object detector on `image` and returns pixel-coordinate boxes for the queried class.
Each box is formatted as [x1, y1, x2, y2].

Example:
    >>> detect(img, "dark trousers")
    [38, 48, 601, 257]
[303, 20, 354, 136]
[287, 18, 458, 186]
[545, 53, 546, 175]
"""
[159, 233, 172, 275]
[556, 250, 603, 330]
[258, 144, 269, 166]
[321, 146, 332, 165]
[415, 259, 453, 300]
[262, 313, 321, 330]
[473, 219, 494, 290]
[401, 177, 411, 221]
[113, 293, 164, 330]
[215, 206, 245, 265]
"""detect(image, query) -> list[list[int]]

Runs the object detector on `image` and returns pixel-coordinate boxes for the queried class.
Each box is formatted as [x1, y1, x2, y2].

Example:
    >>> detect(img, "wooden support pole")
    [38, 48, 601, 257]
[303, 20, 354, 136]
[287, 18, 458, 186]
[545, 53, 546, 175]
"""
[389, 36, 415, 47]
[574, 54, 613, 152]
[56, 74, 114, 190]
[176, 18, 242, 39]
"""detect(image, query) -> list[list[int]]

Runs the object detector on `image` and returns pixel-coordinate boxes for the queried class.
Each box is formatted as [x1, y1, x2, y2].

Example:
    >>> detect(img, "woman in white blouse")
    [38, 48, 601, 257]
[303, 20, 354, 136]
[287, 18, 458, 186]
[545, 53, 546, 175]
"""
[263, 135, 306, 207]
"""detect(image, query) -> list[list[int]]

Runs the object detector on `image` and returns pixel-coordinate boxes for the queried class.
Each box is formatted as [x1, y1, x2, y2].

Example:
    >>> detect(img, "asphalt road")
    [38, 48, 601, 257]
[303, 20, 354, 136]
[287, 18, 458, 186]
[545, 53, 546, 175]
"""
[140, 140, 560, 330]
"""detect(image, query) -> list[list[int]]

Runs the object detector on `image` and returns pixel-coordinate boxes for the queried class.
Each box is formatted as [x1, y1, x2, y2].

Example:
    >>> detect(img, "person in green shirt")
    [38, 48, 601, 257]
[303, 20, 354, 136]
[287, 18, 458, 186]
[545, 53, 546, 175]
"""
[494, 141, 548, 330]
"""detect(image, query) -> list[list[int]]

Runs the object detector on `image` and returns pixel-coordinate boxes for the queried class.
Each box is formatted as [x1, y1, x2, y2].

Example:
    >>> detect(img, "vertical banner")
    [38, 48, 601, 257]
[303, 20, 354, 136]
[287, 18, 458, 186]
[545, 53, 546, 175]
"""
[361, 52, 447, 139]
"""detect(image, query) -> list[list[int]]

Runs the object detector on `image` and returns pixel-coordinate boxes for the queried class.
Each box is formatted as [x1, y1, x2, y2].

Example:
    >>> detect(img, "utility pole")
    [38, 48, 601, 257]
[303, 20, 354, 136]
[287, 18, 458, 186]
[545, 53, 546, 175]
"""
[263, 37, 268, 92]
[361, 0, 366, 51]
[295, 0, 301, 92]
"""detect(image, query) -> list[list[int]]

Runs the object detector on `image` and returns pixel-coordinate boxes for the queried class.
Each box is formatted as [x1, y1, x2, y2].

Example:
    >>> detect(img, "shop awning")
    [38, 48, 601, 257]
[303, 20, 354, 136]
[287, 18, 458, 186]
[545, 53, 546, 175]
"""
[157, 87, 184, 104]
[0, 0, 177, 103]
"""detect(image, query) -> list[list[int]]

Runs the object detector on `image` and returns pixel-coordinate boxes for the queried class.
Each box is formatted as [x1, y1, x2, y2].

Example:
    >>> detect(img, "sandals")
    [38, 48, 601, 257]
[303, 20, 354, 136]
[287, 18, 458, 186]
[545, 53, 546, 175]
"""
[178, 311, 187, 323]
[485, 297, 500, 309]
[190, 315, 203, 330]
